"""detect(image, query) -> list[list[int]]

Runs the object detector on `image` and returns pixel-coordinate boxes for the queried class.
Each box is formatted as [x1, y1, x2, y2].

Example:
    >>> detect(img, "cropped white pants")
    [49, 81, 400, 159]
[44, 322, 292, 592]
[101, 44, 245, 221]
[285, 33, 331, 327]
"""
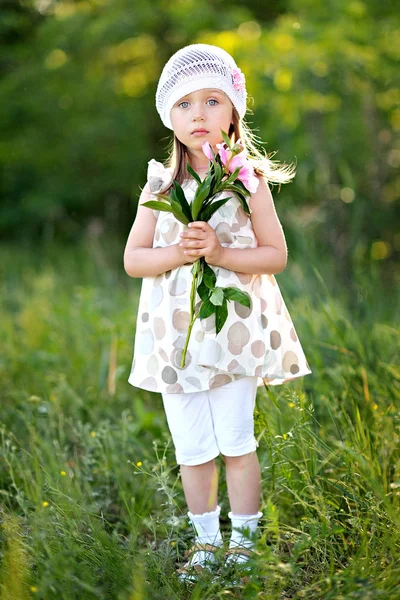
[161, 376, 259, 466]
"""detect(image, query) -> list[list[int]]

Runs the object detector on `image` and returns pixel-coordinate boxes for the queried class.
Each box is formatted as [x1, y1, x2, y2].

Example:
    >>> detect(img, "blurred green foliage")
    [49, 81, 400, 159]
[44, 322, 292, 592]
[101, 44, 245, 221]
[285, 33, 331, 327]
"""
[0, 0, 399, 284]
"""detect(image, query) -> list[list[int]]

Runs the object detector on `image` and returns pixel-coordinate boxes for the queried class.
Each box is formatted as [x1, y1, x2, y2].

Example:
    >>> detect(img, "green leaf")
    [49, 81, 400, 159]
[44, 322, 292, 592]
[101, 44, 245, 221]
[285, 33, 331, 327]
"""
[210, 286, 224, 306]
[199, 298, 216, 319]
[200, 197, 231, 222]
[169, 203, 190, 225]
[224, 166, 242, 185]
[223, 287, 251, 307]
[191, 178, 212, 220]
[215, 298, 228, 333]
[197, 279, 209, 301]
[221, 130, 231, 148]
[172, 181, 192, 222]
[186, 163, 202, 184]
[203, 262, 217, 289]
[141, 201, 173, 213]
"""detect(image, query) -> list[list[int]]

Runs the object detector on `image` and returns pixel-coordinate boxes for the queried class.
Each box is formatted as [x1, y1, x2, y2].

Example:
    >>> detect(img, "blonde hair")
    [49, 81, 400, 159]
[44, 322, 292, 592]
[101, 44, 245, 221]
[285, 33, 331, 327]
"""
[162, 108, 296, 193]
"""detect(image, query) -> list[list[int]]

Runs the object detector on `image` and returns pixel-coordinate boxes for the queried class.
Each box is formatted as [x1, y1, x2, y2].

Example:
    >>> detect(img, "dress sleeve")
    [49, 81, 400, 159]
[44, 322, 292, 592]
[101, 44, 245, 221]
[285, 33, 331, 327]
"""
[147, 159, 172, 219]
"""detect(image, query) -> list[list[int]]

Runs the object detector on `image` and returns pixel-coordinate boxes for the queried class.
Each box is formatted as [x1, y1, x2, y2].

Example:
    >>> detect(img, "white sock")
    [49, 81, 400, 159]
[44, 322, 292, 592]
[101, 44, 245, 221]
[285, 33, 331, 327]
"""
[227, 511, 262, 564]
[187, 504, 223, 547]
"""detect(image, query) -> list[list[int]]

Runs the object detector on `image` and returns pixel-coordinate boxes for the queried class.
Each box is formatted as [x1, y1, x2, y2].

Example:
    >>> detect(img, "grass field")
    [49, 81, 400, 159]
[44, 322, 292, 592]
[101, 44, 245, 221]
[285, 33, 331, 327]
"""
[0, 236, 399, 599]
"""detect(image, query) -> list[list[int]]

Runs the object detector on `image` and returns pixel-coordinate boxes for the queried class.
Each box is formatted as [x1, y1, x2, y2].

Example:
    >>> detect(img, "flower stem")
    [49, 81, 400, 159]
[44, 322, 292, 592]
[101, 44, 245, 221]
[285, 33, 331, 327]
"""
[180, 259, 202, 368]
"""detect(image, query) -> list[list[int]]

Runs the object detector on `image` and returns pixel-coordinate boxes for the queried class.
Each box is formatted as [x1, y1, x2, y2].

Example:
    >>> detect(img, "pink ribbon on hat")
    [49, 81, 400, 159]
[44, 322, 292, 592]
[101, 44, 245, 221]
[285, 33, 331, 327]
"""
[232, 67, 246, 91]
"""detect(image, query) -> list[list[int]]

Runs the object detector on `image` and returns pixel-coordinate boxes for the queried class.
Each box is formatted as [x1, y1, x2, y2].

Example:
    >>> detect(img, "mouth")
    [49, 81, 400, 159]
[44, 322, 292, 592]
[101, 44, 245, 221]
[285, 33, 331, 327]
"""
[191, 129, 209, 136]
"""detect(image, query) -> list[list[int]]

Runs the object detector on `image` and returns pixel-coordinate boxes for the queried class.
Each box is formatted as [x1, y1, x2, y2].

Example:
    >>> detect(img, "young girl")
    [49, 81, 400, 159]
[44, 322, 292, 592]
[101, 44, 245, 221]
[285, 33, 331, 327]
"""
[124, 44, 312, 582]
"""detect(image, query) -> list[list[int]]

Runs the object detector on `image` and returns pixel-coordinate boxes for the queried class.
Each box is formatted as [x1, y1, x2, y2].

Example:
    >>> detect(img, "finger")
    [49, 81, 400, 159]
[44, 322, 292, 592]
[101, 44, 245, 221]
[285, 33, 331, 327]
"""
[188, 222, 209, 231]
[181, 229, 206, 239]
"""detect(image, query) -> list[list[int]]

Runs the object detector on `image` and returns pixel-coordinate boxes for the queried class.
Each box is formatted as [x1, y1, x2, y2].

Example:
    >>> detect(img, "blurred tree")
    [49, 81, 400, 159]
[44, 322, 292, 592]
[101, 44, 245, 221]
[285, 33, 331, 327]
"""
[0, 0, 398, 286]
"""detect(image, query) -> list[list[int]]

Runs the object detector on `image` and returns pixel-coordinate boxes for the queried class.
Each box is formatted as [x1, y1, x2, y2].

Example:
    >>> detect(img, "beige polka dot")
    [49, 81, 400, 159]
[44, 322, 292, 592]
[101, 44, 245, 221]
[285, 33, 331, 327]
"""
[209, 374, 233, 388]
[169, 278, 187, 296]
[217, 267, 231, 279]
[154, 274, 163, 287]
[284, 306, 291, 322]
[171, 347, 192, 370]
[195, 330, 204, 343]
[141, 312, 149, 322]
[236, 272, 252, 285]
[216, 222, 233, 243]
[268, 275, 277, 287]
[155, 229, 160, 242]
[172, 309, 191, 333]
[251, 340, 265, 358]
[162, 366, 178, 384]
[275, 293, 283, 315]
[202, 339, 223, 363]
[282, 351, 299, 373]
[227, 359, 246, 375]
[232, 206, 249, 231]
[172, 335, 186, 349]
[261, 315, 268, 329]
[255, 365, 263, 376]
[290, 328, 298, 342]
[234, 298, 252, 319]
[203, 314, 216, 333]
[149, 177, 163, 193]
[185, 377, 203, 390]
[154, 317, 166, 340]
[147, 354, 159, 375]
[165, 270, 171, 280]
[138, 328, 154, 354]
[252, 277, 261, 298]
[150, 286, 163, 310]
[139, 377, 158, 391]
[270, 331, 281, 350]
[166, 383, 184, 393]
[261, 298, 268, 312]
[227, 322, 250, 355]
[158, 348, 169, 362]
[161, 219, 179, 244]
[236, 235, 253, 246]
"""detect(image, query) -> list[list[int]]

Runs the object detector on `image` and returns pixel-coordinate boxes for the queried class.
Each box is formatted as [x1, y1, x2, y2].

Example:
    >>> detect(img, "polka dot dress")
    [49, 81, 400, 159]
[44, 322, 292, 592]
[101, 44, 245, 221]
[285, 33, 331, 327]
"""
[128, 159, 312, 394]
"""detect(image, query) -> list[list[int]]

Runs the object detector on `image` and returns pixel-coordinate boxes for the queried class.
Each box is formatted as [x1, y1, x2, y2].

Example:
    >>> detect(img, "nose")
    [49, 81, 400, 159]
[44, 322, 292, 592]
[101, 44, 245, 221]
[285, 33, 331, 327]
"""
[192, 102, 205, 121]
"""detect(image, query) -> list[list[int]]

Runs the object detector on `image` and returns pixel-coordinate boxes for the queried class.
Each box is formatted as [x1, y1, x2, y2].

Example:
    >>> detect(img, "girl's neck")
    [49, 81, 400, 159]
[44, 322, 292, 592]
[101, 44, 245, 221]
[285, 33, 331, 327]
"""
[185, 151, 210, 173]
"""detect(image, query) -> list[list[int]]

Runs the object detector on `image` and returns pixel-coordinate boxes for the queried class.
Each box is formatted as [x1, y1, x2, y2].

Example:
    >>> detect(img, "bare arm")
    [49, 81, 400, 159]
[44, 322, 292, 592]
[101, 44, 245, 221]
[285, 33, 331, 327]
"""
[123, 183, 196, 278]
[180, 177, 288, 274]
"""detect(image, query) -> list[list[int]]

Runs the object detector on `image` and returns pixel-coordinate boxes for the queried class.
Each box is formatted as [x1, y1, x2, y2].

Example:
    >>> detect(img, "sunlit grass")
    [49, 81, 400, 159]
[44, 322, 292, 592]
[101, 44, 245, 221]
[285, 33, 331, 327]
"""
[0, 237, 399, 599]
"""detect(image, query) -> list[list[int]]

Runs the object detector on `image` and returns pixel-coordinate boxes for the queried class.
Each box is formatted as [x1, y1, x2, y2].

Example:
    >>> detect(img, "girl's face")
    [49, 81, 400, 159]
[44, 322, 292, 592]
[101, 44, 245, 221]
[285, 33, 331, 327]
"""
[170, 88, 233, 158]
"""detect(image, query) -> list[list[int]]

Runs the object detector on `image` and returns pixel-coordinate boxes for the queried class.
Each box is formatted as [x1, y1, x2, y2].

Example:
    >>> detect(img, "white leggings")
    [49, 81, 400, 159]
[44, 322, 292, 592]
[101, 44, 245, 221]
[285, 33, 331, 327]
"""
[161, 376, 259, 466]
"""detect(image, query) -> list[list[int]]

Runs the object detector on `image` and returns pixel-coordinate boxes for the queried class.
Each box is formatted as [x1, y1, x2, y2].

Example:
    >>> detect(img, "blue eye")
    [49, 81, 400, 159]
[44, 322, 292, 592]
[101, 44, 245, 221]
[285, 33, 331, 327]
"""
[208, 99, 218, 106]
[179, 101, 190, 108]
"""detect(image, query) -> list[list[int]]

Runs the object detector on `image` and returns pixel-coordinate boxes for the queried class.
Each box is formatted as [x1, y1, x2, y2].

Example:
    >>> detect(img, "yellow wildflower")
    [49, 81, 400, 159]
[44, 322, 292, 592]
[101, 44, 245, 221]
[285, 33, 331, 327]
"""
[60, 471, 66, 476]
[136, 461, 143, 467]
[42, 501, 49, 507]
[289, 402, 295, 408]
[90, 431, 96, 438]
[30, 586, 38, 593]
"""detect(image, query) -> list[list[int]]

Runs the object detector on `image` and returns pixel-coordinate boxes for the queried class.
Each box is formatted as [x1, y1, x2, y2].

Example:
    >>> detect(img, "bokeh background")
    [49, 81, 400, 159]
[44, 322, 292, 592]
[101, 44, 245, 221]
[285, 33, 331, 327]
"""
[1, 1, 400, 599]
[1, 0, 399, 289]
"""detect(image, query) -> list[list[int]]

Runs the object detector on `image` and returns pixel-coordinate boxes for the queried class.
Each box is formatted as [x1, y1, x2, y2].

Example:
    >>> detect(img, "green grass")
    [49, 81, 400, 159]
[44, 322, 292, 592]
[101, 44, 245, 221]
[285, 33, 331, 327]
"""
[0, 236, 399, 599]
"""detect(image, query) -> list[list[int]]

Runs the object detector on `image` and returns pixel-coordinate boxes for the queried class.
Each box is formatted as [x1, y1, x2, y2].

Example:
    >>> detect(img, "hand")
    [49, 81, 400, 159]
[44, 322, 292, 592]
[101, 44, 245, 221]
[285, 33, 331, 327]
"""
[179, 221, 224, 266]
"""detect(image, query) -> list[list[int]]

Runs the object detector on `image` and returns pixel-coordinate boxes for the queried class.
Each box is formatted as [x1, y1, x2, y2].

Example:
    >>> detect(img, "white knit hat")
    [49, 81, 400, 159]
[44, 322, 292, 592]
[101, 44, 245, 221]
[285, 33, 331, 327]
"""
[155, 44, 247, 130]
